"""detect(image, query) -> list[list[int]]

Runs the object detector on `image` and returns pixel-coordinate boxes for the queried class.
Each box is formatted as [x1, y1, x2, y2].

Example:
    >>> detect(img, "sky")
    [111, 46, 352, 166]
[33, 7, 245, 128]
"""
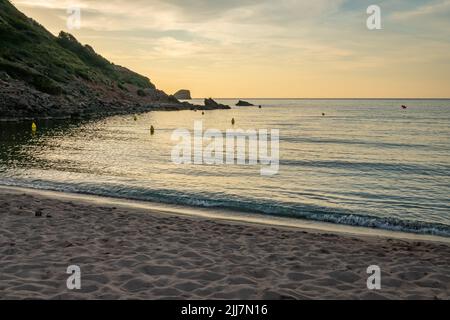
[11, 0, 450, 98]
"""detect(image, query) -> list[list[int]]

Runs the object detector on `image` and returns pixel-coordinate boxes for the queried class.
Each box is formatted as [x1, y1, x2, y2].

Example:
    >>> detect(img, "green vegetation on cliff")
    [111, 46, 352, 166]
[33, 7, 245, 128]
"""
[0, 0, 155, 95]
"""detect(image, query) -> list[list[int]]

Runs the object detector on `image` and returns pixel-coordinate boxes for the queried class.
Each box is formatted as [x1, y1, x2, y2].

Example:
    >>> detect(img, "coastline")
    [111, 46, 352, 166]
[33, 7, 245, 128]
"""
[1, 186, 449, 299]
[0, 101, 230, 123]
[1, 186, 449, 244]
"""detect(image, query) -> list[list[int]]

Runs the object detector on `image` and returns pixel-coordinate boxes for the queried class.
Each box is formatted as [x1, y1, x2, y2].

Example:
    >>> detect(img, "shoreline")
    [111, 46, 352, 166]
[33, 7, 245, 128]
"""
[1, 185, 449, 299]
[0, 102, 230, 123]
[1, 185, 449, 244]
[0, 184, 450, 244]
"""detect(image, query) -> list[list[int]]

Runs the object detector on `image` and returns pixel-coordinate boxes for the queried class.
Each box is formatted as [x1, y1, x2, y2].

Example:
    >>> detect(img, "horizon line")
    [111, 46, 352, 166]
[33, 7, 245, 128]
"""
[189, 98, 450, 100]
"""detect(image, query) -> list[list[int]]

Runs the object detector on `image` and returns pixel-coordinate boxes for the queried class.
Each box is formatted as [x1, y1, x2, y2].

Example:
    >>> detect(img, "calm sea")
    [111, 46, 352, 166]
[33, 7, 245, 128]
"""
[1, 99, 449, 236]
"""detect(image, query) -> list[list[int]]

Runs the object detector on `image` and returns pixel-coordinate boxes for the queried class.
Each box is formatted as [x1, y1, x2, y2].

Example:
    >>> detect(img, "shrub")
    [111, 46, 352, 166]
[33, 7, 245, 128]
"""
[118, 83, 127, 91]
[31, 74, 62, 95]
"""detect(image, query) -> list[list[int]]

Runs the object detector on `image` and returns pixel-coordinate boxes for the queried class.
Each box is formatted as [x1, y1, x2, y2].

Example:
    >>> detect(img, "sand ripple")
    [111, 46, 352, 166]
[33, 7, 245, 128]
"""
[0, 189, 449, 300]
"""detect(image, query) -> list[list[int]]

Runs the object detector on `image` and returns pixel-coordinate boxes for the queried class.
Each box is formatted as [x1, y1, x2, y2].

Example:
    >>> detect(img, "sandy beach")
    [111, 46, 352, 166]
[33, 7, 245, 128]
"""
[0, 186, 449, 300]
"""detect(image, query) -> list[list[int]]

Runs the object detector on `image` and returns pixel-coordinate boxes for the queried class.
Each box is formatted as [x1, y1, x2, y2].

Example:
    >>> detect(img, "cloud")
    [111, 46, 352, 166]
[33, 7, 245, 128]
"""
[12, 0, 448, 63]
[10, 0, 450, 97]
[12, 0, 351, 61]
[390, 0, 450, 20]
[13, 0, 344, 30]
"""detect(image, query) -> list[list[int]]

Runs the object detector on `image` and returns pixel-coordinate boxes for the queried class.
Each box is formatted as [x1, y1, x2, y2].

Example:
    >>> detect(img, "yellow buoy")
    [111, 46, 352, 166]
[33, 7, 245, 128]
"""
[150, 125, 155, 135]
[231, 118, 235, 125]
[31, 121, 37, 132]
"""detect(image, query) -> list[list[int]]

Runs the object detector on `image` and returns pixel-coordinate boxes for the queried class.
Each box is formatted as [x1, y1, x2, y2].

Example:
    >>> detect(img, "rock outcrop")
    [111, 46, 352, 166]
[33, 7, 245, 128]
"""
[173, 90, 192, 100]
[236, 100, 254, 106]
[204, 98, 230, 110]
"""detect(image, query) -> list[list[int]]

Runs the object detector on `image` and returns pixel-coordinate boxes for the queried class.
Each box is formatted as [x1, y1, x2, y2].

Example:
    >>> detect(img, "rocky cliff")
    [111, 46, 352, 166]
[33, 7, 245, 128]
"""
[0, 0, 228, 120]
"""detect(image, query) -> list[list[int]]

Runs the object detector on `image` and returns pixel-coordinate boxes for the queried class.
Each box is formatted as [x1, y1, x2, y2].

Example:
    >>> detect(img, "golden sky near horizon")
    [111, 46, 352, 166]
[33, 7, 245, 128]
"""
[11, 0, 450, 98]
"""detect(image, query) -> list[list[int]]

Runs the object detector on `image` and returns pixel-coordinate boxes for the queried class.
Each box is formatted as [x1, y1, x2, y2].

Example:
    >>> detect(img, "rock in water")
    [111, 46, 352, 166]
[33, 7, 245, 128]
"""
[236, 100, 254, 106]
[173, 90, 192, 100]
[204, 98, 230, 110]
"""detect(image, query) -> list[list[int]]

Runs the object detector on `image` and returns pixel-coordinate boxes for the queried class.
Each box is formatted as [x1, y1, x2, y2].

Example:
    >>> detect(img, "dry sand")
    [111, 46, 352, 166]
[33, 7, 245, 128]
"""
[0, 187, 449, 300]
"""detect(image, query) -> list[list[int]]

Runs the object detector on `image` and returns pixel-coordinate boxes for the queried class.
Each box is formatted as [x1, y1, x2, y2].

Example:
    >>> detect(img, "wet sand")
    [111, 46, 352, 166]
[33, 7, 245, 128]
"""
[0, 187, 449, 300]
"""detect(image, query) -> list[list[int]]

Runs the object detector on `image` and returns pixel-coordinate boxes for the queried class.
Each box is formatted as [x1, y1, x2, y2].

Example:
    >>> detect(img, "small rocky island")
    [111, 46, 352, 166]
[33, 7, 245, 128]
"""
[236, 100, 254, 106]
[173, 90, 192, 100]
[204, 98, 230, 109]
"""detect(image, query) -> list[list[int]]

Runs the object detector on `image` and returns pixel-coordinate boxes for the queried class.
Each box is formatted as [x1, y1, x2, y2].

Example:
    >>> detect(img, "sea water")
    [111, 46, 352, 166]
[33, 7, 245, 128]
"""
[0, 99, 449, 236]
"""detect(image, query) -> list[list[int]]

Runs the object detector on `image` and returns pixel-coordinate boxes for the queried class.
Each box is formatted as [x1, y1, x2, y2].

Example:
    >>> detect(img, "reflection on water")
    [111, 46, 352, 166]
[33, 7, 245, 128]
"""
[1, 99, 450, 236]
[0, 119, 80, 172]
